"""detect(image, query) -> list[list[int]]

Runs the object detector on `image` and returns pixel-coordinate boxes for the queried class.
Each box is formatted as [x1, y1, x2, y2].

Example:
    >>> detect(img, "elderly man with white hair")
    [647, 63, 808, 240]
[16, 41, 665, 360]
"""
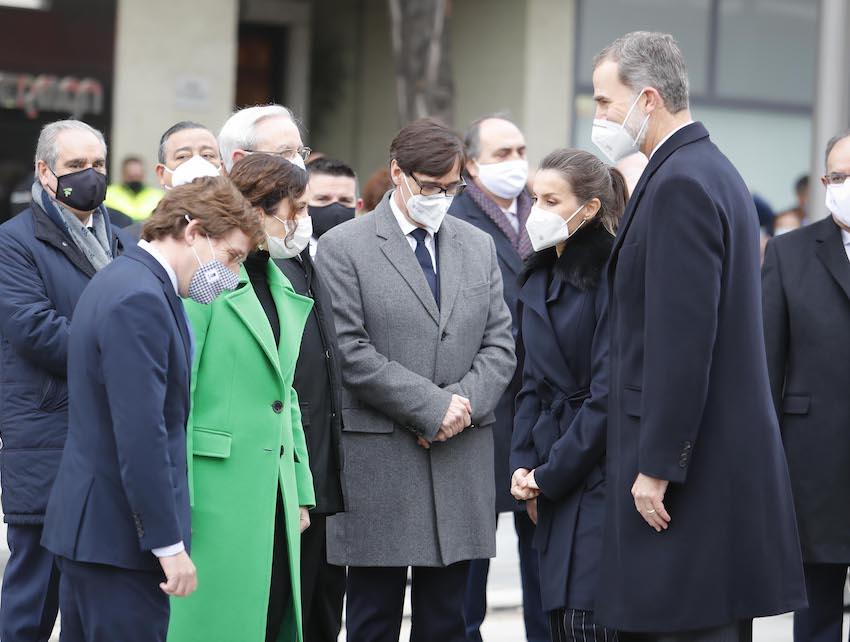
[0, 119, 128, 642]
[218, 104, 311, 173]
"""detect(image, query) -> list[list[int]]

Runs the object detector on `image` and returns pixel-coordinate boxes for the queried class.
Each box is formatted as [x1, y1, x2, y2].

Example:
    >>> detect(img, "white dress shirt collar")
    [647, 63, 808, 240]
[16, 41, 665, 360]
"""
[138, 239, 179, 296]
[389, 190, 427, 238]
[650, 120, 696, 159]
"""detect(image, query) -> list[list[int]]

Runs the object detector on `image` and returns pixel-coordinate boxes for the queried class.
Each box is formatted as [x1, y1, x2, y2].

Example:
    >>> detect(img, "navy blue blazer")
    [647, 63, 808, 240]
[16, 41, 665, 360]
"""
[510, 221, 612, 613]
[0, 192, 126, 524]
[449, 189, 524, 513]
[598, 122, 806, 632]
[42, 245, 193, 572]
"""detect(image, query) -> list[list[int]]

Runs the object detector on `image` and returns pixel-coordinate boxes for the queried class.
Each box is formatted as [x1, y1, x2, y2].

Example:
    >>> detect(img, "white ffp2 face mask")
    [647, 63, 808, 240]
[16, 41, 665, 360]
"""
[402, 175, 452, 234]
[591, 91, 651, 163]
[525, 202, 586, 252]
[476, 159, 529, 200]
[266, 214, 313, 259]
[166, 155, 221, 188]
[826, 178, 850, 228]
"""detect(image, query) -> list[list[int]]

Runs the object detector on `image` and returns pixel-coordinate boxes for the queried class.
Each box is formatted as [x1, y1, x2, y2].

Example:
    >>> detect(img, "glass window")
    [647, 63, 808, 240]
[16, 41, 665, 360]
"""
[715, 0, 818, 104]
[575, 0, 712, 95]
[571, 94, 811, 212]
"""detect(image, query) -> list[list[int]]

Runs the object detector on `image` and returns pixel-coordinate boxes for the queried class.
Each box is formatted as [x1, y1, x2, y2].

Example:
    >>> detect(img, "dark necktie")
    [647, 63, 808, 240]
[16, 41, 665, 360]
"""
[410, 228, 438, 306]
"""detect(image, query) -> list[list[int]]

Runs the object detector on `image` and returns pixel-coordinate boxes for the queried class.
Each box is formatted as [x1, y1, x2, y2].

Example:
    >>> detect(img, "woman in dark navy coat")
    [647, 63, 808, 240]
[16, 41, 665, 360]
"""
[511, 149, 626, 642]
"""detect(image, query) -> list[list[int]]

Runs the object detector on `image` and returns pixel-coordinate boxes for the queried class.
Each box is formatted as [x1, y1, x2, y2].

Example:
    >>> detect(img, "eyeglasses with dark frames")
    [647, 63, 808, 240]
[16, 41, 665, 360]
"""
[407, 173, 466, 197]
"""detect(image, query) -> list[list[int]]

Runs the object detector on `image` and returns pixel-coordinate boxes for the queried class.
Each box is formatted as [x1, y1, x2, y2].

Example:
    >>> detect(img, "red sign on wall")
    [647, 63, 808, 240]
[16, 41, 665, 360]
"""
[0, 73, 104, 119]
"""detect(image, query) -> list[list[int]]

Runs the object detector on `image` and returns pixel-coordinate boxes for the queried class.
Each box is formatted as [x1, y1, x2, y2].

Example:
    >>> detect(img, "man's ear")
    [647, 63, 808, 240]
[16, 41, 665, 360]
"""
[389, 159, 403, 187]
[644, 87, 664, 114]
[465, 158, 479, 180]
[356, 197, 365, 212]
[155, 163, 168, 188]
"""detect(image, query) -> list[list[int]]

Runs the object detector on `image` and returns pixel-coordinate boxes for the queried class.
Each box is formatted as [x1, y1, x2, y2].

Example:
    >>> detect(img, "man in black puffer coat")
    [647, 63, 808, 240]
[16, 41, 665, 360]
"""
[0, 119, 127, 642]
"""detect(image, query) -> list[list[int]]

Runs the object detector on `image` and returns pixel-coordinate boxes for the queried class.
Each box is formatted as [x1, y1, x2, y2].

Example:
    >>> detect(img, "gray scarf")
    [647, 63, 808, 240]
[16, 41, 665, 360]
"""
[32, 182, 113, 271]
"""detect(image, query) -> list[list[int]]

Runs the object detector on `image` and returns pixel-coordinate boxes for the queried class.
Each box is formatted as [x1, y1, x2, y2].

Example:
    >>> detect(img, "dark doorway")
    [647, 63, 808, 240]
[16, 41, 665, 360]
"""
[236, 23, 288, 108]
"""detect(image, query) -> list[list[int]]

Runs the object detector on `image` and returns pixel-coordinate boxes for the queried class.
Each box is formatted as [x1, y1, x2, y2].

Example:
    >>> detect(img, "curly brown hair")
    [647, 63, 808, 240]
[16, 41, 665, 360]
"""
[141, 176, 264, 247]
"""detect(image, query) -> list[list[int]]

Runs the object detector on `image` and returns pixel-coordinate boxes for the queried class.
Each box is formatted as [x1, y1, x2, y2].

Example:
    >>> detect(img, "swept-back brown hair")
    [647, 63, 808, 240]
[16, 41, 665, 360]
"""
[228, 154, 308, 220]
[141, 176, 264, 247]
[390, 117, 463, 178]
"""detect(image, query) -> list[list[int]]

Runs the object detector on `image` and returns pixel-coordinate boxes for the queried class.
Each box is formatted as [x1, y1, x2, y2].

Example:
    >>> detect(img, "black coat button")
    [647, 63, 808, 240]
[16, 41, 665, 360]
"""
[272, 401, 283, 413]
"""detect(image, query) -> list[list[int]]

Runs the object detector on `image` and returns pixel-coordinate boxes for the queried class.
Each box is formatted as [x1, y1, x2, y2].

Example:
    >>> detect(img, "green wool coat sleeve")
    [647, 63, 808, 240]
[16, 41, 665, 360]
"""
[183, 299, 212, 507]
[289, 384, 315, 508]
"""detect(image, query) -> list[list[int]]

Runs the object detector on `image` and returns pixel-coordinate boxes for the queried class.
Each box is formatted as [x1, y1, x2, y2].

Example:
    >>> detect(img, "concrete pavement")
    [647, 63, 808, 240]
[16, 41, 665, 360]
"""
[0, 512, 841, 641]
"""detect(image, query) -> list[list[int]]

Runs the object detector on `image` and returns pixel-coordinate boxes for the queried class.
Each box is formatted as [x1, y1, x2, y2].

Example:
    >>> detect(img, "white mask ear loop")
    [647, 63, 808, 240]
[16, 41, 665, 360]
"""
[621, 90, 649, 143]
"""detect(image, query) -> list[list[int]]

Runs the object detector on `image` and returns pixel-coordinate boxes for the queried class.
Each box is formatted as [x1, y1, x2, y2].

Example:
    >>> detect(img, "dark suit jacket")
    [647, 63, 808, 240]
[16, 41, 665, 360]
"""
[275, 251, 345, 515]
[42, 245, 192, 571]
[449, 189, 523, 512]
[763, 216, 850, 563]
[599, 122, 805, 632]
[510, 221, 612, 612]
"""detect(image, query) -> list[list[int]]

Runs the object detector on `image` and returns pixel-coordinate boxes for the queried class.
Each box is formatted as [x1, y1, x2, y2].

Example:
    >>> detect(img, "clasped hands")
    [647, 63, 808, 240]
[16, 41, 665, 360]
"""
[510, 468, 540, 501]
[416, 394, 472, 449]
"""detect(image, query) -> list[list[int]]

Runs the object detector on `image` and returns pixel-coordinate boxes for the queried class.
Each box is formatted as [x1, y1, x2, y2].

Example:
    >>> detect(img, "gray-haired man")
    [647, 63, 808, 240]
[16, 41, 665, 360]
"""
[0, 119, 127, 641]
[593, 31, 805, 642]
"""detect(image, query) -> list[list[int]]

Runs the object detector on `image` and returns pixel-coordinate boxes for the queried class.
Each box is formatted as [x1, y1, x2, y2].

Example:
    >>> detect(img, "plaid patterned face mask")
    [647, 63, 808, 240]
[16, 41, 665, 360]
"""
[187, 235, 240, 305]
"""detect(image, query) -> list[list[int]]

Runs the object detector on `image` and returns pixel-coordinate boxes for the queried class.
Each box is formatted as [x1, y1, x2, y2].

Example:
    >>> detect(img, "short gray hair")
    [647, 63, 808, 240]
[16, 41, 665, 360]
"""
[34, 119, 106, 176]
[594, 31, 690, 114]
[218, 104, 295, 172]
[463, 112, 517, 161]
[825, 129, 850, 167]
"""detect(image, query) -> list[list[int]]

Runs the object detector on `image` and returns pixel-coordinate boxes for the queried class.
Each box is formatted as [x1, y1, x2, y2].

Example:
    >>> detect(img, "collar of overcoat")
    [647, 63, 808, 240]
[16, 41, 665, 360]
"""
[815, 215, 850, 303]
[224, 261, 314, 384]
[374, 194, 465, 332]
[608, 122, 710, 274]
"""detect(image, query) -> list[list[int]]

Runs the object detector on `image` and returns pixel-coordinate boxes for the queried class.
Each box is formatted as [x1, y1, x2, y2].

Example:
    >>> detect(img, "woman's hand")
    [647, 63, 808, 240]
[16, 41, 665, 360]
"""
[299, 507, 311, 533]
[511, 468, 540, 501]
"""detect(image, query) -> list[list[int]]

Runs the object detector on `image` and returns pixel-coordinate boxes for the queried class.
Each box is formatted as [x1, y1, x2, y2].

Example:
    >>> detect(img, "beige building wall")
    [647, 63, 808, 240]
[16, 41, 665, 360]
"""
[311, 0, 576, 180]
[110, 0, 239, 182]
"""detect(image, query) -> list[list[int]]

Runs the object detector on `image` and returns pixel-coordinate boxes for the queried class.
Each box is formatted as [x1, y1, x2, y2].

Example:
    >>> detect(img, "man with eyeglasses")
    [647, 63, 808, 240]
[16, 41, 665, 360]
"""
[319, 117, 516, 642]
[763, 129, 850, 642]
[218, 104, 311, 174]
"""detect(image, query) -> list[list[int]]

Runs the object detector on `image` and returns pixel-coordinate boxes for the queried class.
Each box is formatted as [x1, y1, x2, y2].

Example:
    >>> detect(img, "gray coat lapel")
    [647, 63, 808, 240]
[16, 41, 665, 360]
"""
[437, 218, 463, 332]
[375, 199, 440, 324]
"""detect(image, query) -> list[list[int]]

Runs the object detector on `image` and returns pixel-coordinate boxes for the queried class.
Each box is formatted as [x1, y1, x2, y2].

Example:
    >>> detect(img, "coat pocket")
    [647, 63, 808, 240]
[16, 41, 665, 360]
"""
[782, 394, 810, 415]
[192, 428, 232, 458]
[622, 385, 642, 418]
[299, 401, 311, 427]
[463, 282, 490, 298]
[341, 408, 394, 434]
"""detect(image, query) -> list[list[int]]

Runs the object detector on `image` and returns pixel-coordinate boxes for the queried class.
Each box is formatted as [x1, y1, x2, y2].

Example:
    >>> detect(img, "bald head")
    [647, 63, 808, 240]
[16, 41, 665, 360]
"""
[464, 116, 526, 171]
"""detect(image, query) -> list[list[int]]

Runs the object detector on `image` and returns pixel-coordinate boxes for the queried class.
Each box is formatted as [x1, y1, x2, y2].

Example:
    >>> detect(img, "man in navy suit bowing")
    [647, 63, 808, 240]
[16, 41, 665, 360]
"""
[41, 177, 262, 642]
[592, 32, 806, 641]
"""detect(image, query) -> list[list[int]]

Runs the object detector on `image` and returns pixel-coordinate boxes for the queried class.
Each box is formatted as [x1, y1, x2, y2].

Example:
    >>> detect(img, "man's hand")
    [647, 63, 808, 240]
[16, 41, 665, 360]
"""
[300, 507, 311, 533]
[511, 468, 540, 501]
[434, 395, 472, 442]
[631, 473, 671, 532]
[526, 498, 538, 525]
[159, 551, 197, 597]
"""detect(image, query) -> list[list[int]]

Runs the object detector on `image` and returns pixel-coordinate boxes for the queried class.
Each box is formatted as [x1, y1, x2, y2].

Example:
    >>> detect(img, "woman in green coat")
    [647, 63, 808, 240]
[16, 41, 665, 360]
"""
[168, 154, 316, 642]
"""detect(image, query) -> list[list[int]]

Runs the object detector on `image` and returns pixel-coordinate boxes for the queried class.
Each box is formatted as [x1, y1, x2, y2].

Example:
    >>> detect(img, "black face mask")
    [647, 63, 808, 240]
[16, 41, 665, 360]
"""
[125, 180, 144, 194]
[309, 202, 355, 238]
[51, 167, 107, 212]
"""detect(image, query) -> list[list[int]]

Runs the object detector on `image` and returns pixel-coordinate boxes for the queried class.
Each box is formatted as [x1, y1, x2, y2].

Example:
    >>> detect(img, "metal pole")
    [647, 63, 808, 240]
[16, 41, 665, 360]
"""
[809, 0, 850, 220]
